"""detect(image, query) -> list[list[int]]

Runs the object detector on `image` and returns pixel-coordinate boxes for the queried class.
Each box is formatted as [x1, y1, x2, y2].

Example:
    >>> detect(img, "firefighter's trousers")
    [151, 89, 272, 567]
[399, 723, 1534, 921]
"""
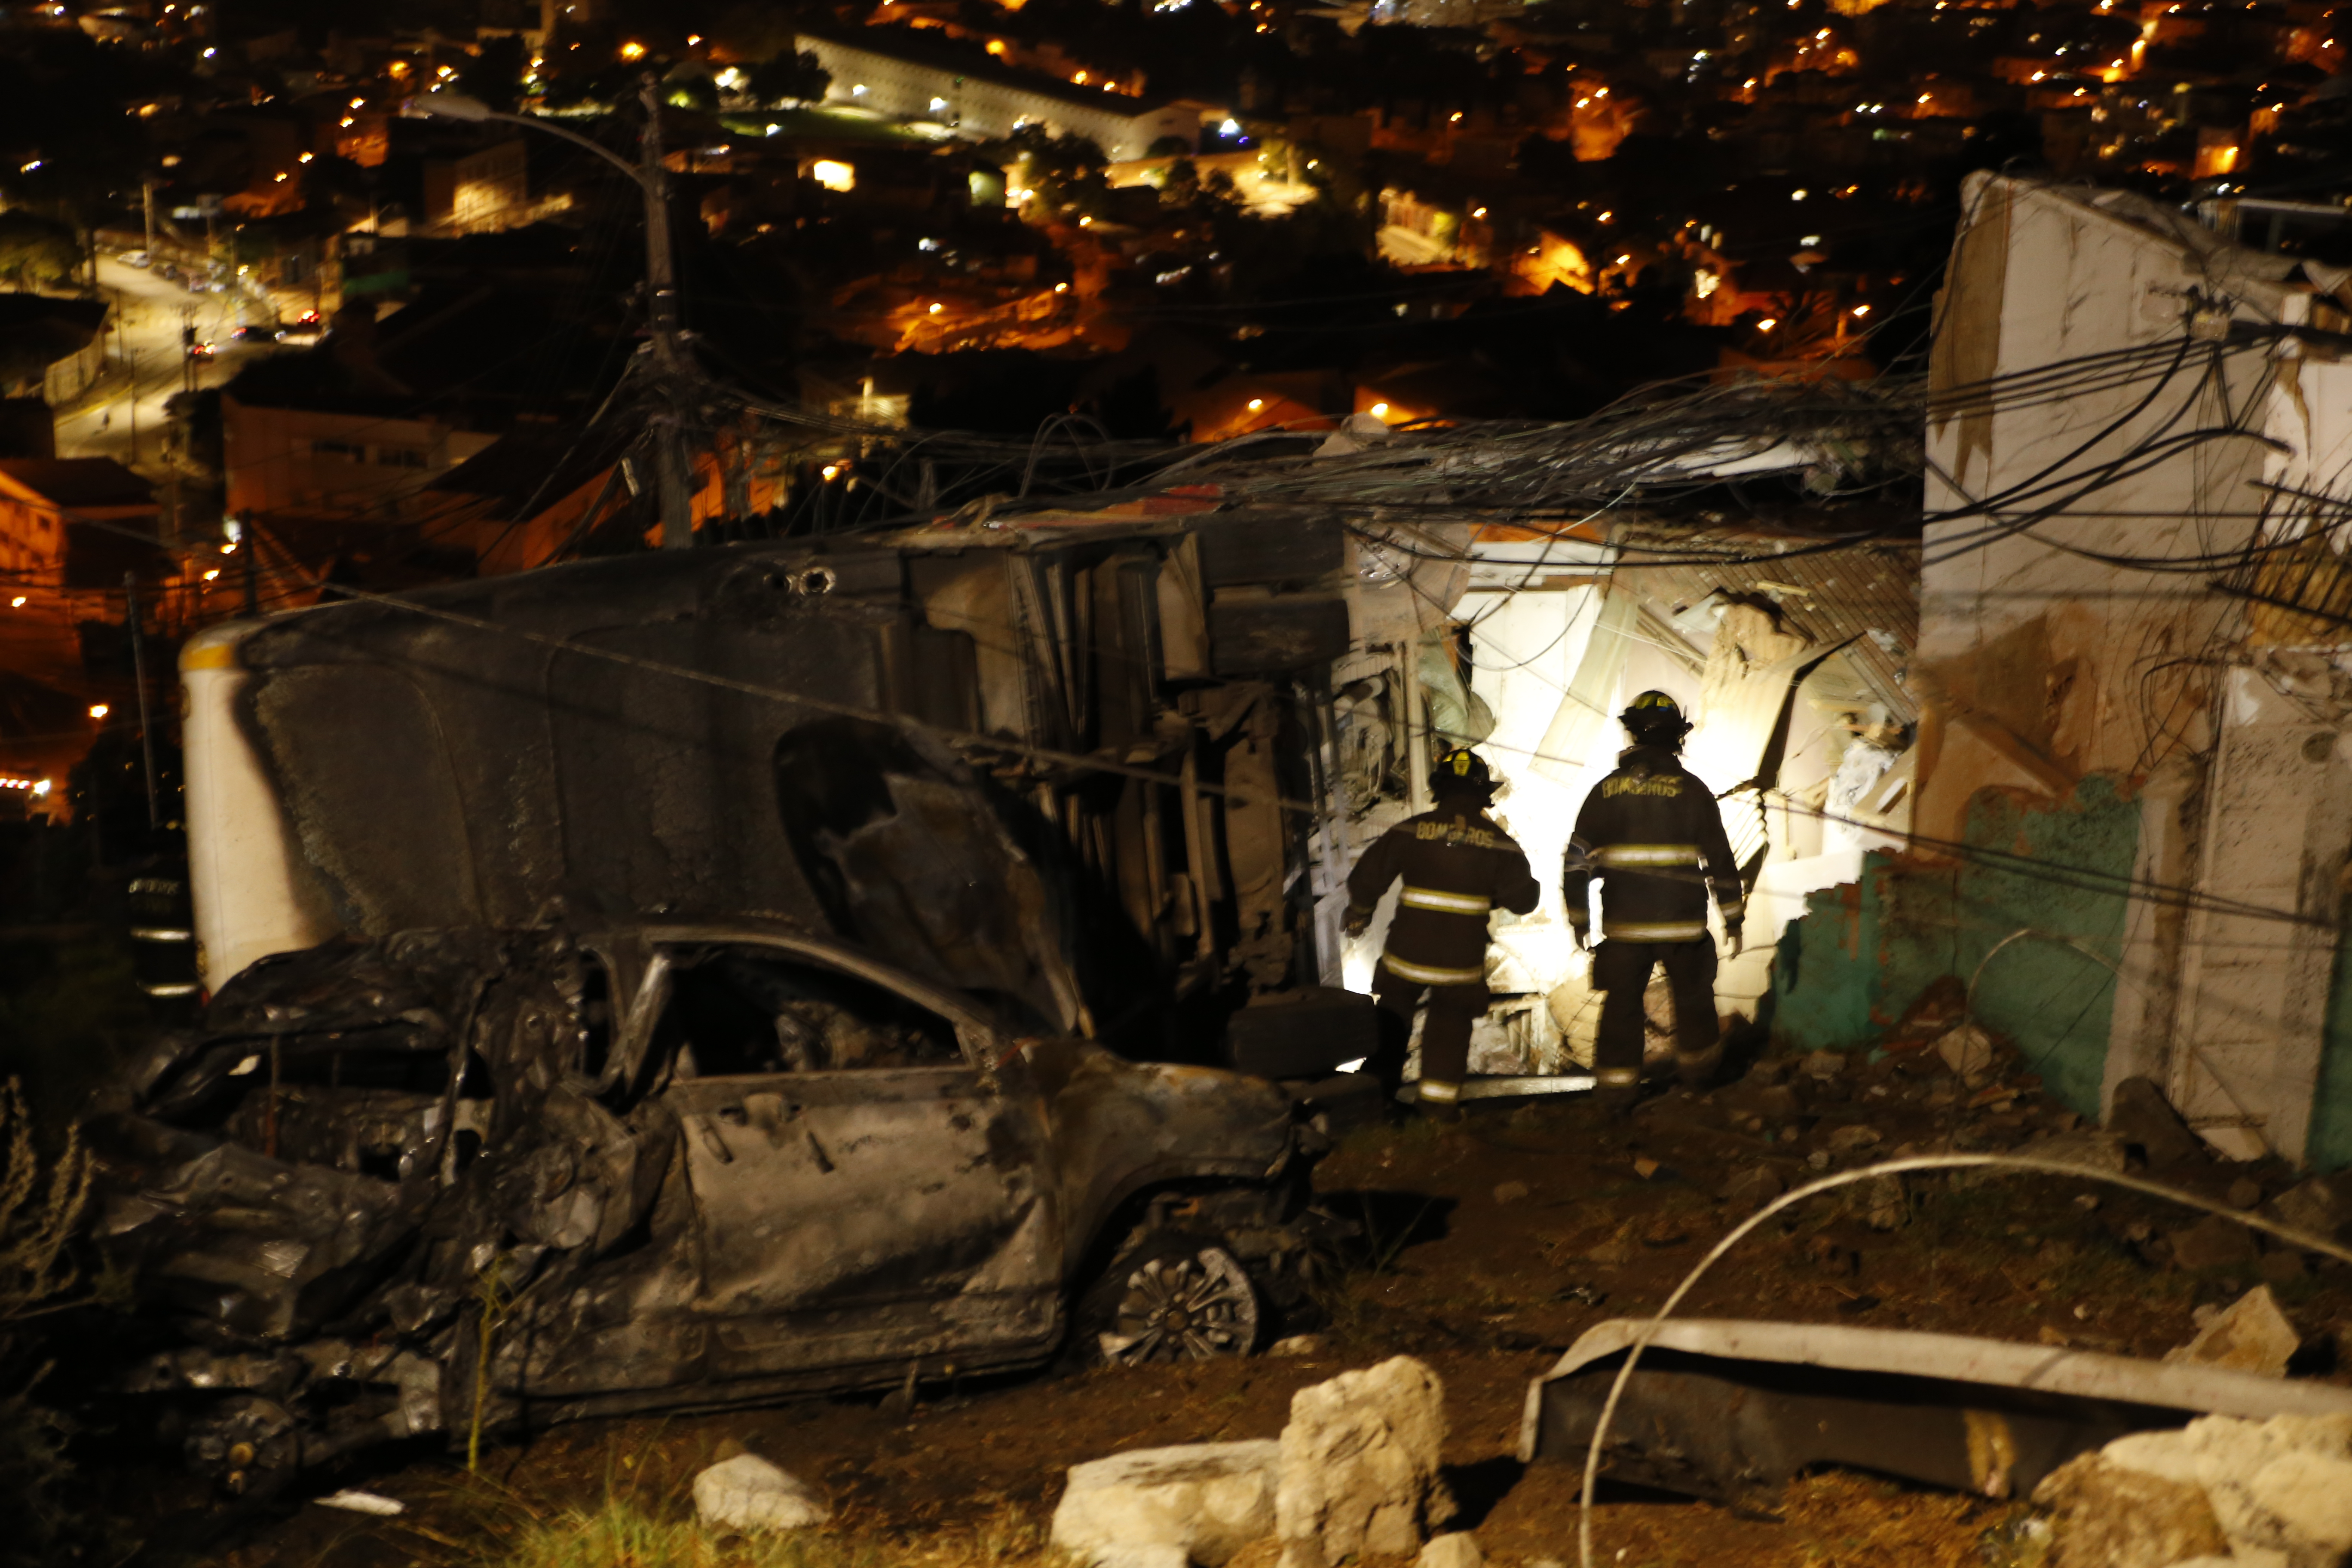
[1370, 958, 1487, 1110]
[1593, 937, 1720, 1093]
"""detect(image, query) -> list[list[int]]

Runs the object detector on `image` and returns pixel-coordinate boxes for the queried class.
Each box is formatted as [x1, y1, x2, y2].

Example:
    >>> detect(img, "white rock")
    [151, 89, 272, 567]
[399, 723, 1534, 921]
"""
[1090, 1549, 1190, 1568]
[2243, 1450, 2352, 1561]
[1933, 1022, 1994, 1078]
[2164, 1285, 2300, 1378]
[2097, 1414, 2352, 1565]
[1050, 1440, 1281, 1568]
[1269, 1334, 1326, 1358]
[692, 1453, 828, 1533]
[1418, 1532, 1484, 1568]
[1275, 1356, 1454, 1568]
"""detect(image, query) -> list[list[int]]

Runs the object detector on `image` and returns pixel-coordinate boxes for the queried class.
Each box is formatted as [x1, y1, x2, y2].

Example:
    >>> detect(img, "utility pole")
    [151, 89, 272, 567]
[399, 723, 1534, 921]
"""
[125, 571, 160, 831]
[143, 178, 157, 259]
[639, 77, 695, 550]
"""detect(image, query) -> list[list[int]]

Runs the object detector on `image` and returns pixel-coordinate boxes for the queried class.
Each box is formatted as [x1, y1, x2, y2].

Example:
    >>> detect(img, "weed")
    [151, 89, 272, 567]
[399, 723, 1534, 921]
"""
[479, 1499, 879, 1568]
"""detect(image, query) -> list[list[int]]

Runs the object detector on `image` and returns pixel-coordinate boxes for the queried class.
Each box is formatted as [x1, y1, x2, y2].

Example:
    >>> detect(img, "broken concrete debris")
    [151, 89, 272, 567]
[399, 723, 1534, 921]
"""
[2268, 1178, 2348, 1243]
[1416, 1533, 1485, 1568]
[1049, 1442, 1281, 1568]
[2172, 1216, 2263, 1273]
[1276, 1356, 1455, 1568]
[692, 1454, 829, 1533]
[1932, 1023, 1996, 1080]
[2035, 1415, 2352, 1568]
[1719, 1164, 1784, 1209]
[1050, 1358, 1455, 1568]
[2109, 1077, 2210, 1170]
[2031, 1452, 2233, 1568]
[2167, 1287, 2301, 1381]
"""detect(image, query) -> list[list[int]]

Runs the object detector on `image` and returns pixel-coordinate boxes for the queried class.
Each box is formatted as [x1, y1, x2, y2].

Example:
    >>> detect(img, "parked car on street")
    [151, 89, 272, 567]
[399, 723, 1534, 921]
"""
[92, 918, 1331, 1491]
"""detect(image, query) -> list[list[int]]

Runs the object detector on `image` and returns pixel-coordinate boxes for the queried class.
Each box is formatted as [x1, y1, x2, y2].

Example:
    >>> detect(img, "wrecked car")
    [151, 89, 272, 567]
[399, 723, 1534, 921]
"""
[92, 918, 1327, 1490]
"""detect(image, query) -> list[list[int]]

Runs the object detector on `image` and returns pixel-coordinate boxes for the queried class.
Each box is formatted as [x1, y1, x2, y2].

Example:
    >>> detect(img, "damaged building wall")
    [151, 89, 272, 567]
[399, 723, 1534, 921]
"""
[1329, 515, 1920, 1075]
[1879, 170, 2352, 1164]
[1770, 779, 2138, 1117]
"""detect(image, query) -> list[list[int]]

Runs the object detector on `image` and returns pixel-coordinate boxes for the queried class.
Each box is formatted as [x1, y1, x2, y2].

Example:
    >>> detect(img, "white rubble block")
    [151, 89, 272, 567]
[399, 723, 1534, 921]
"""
[692, 1453, 828, 1532]
[2030, 1453, 2227, 1568]
[2096, 1413, 2352, 1566]
[1932, 1022, 1994, 1078]
[1275, 1355, 1454, 1568]
[2164, 1285, 2300, 1378]
[1417, 1532, 1485, 1568]
[1049, 1440, 1281, 1568]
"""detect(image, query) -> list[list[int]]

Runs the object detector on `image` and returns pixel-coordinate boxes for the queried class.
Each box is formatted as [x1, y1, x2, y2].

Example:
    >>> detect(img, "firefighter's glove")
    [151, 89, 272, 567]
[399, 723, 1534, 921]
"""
[1342, 903, 1372, 939]
[1722, 924, 1744, 961]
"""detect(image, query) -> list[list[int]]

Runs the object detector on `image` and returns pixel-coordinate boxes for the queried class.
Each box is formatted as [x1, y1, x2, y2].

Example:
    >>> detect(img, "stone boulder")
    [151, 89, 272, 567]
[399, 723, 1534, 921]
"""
[2031, 1452, 2229, 1568]
[2041, 1414, 2352, 1568]
[1275, 1356, 1454, 1568]
[1050, 1441, 1281, 1568]
[691, 1453, 828, 1533]
[1417, 1533, 1484, 1568]
[2165, 1285, 2299, 1378]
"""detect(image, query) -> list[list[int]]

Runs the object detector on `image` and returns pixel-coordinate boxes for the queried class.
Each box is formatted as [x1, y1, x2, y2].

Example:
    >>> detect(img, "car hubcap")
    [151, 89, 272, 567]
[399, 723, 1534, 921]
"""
[1096, 1246, 1259, 1364]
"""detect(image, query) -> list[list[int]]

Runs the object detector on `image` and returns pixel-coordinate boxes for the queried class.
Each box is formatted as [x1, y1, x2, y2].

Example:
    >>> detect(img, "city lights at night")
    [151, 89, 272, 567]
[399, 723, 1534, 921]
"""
[0, 0, 2349, 1553]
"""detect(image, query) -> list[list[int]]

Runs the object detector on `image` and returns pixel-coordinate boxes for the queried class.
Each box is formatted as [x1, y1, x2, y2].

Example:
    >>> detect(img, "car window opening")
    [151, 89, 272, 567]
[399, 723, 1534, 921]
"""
[662, 948, 964, 1076]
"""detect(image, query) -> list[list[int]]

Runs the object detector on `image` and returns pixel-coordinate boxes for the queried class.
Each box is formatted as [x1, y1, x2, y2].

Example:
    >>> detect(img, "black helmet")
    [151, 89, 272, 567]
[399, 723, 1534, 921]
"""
[1620, 689, 1692, 744]
[1429, 746, 1495, 799]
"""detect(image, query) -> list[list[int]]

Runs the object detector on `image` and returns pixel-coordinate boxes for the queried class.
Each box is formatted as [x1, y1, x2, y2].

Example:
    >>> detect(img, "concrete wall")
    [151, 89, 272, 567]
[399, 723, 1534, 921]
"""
[1770, 778, 2139, 1116]
[222, 395, 498, 522]
[1918, 175, 2295, 840]
[1911, 173, 2352, 1162]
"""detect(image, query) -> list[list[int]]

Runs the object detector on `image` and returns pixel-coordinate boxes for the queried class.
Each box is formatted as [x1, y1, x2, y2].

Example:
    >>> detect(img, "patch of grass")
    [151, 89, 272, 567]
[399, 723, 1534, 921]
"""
[481, 1500, 883, 1568]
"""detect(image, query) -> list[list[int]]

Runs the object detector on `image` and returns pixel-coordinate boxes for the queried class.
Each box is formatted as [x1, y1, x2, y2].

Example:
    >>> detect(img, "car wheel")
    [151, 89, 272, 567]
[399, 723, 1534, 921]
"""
[1077, 1231, 1264, 1367]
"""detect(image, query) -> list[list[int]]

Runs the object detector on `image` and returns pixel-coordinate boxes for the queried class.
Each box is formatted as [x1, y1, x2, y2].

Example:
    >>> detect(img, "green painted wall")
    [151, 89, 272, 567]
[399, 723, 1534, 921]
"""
[1768, 777, 2139, 1118]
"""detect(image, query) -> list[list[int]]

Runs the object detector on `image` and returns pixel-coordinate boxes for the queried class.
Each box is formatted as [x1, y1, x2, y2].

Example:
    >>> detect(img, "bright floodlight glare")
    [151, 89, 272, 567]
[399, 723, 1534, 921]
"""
[88, 704, 109, 720]
[1219, 117, 1240, 135]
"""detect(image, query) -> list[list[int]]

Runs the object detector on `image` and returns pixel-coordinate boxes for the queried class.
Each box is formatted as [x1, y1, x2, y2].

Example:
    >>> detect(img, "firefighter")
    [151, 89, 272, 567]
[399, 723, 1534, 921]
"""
[1342, 747, 1541, 1120]
[1562, 691, 1745, 1111]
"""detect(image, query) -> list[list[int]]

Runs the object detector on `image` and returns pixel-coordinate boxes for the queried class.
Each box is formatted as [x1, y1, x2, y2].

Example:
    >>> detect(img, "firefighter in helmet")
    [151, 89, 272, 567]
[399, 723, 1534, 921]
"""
[1562, 692, 1745, 1111]
[1343, 747, 1541, 1119]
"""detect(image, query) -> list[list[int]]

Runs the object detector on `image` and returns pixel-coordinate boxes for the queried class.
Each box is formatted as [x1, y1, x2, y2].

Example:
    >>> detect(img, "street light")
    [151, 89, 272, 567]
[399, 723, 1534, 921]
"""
[408, 85, 695, 548]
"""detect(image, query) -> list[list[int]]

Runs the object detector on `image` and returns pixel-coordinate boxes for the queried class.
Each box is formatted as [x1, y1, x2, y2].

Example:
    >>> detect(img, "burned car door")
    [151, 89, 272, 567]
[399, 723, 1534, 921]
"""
[646, 940, 1063, 1381]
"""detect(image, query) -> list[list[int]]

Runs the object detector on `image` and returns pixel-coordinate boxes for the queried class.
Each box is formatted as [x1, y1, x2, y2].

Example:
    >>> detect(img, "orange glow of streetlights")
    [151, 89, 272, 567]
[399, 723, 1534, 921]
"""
[88, 704, 109, 720]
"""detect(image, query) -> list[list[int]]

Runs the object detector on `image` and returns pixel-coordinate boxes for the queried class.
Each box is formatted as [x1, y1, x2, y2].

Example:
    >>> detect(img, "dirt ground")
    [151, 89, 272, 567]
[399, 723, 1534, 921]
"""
[184, 1044, 2352, 1568]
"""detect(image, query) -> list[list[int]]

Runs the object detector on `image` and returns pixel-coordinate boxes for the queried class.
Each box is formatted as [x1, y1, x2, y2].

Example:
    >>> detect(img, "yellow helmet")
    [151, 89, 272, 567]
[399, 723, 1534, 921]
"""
[1429, 746, 1494, 798]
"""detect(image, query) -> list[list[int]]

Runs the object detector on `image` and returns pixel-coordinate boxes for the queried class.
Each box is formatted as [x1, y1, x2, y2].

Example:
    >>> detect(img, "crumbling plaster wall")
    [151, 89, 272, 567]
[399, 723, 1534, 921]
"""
[1770, 779, 2138, 1118]
[1908, 172, 2352, 1162]
[1919, 174, 2292, 838]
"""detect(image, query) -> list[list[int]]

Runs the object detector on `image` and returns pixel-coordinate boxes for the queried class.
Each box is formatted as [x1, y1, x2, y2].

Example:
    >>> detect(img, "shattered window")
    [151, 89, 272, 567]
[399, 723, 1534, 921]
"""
[659, 947, 967, 1077]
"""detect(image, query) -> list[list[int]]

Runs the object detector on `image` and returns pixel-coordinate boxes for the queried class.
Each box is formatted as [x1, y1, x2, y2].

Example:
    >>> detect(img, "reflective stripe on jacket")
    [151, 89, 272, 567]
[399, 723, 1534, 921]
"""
[1563, 745, 1744, 944]
[1347, 802, 1541, 981]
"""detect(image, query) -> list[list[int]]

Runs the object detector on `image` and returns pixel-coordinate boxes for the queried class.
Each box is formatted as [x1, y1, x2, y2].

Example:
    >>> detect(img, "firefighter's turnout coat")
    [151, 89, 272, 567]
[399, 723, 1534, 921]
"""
[1563, 745, 1745, 944]
[1348, 803, 1541, 986]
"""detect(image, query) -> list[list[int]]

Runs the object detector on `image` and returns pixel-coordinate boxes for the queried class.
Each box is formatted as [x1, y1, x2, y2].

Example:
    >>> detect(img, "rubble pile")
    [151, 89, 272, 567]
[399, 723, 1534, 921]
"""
[1050, 1355, 1466, 1568]
[2035, 1415, 2352, 1568]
